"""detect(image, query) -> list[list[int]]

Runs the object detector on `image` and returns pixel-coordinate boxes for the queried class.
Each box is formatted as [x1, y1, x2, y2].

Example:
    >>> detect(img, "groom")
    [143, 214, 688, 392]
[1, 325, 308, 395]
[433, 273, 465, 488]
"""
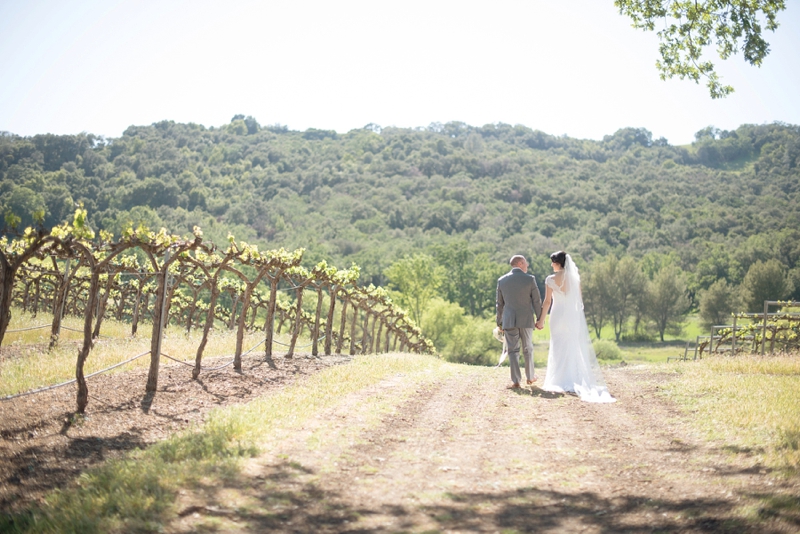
[496, 255, 543, 388]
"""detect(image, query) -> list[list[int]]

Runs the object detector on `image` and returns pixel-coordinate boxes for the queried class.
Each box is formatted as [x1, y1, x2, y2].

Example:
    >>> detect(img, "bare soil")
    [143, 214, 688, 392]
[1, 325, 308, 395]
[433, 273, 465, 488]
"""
[0, 350, 353, 512]
[2, 357, 799, 533]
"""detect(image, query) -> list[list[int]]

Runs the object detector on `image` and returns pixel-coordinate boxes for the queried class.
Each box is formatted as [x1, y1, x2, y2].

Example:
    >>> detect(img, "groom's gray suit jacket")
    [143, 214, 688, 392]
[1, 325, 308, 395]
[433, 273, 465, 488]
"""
[496, 268, 543, 329]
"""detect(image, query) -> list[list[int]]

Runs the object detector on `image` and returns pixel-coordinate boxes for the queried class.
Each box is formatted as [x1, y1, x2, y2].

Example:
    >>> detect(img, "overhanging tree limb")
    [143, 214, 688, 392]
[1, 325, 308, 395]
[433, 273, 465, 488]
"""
[615, 0, 786, 98]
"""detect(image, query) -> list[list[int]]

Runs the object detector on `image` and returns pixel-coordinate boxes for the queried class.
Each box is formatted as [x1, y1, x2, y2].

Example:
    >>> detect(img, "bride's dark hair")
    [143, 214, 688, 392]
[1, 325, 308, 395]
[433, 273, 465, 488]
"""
[550, 251, 567, 268]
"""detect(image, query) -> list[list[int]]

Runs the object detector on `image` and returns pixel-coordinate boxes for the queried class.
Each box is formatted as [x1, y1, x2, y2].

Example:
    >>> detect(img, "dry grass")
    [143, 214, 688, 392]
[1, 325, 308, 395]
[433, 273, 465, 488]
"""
[0, 309, 305, 397]
[663, 353, 800, 474]
[0, 353, 452, 533]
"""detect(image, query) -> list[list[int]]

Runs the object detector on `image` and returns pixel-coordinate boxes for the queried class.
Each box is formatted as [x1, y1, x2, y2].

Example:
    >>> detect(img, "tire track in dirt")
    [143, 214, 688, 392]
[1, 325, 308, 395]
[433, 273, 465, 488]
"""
[168, 365, 799, 533]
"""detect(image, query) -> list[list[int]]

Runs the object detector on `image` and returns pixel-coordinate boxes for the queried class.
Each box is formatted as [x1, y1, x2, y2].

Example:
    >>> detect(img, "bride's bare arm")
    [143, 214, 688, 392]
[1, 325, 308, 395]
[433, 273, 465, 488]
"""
[537, 285, 553, 328]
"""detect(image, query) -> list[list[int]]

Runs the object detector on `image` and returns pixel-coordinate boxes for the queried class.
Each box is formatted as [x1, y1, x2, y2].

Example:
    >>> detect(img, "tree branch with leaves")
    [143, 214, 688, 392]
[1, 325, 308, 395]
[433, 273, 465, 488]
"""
[615, 0, 786, 98]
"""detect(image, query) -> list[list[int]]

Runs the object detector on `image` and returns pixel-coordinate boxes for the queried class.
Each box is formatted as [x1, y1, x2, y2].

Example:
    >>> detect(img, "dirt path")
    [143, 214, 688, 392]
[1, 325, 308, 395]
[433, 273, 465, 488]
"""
[164, 364, 799, 533]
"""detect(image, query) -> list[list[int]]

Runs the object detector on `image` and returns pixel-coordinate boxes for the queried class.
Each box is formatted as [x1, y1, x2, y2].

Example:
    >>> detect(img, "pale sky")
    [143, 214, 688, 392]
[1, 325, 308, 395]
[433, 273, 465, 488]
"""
[1, 0, 798, 146]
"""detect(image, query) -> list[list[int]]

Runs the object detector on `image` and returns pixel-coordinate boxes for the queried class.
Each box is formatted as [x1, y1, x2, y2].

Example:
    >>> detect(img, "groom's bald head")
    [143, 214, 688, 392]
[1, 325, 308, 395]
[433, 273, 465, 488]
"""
[510, 255, 528, 271]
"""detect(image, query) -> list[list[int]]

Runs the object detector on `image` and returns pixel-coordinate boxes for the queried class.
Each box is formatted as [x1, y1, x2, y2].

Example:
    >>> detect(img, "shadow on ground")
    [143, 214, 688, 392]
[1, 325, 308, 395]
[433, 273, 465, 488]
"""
[174, 460, 798, 534]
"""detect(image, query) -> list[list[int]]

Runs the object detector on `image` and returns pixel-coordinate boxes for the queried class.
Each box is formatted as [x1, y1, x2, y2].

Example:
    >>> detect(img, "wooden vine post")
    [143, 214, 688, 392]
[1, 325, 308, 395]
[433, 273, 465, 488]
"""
[143, 228, 202, 392]
[331, 265, 361, 354]
[0, 226, 53, 348]
[308, 261, 336, 357]
[92, 269, 118, 339]
[149, 248, 171, 392]
[130, 274, 148, 336]
[336, 296, 349, 354]
[348, 294, 361, 356]
[285, 265, 311, 358]
[261, 248, 303, 360]
[322, 271, 340, 356]
[360, 294, 371, 355]
[231, 257, 270, 370]
[48, 257, 71, 349]
[182, 242, 234, 379]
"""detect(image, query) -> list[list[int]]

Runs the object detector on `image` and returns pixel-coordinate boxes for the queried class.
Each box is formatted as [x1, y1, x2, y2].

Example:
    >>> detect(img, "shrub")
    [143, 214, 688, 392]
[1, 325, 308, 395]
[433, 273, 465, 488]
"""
[621, 331, 655, 342]
[421, 297, 466, 352]
[442, 316, 497, 366]
[593, 338, 622, 361]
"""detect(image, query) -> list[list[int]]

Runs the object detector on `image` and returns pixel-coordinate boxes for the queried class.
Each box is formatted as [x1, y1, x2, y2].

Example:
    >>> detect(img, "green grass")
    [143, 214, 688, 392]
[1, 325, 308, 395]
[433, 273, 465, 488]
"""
[0, 353, 453, 533]
[578, 313, 706, 364]
[591, 312, 703, 344]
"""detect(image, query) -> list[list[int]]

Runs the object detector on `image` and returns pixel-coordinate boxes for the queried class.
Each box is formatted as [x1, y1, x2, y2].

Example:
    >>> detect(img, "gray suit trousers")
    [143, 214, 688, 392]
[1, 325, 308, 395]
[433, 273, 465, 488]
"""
[504, 327, 534, 384]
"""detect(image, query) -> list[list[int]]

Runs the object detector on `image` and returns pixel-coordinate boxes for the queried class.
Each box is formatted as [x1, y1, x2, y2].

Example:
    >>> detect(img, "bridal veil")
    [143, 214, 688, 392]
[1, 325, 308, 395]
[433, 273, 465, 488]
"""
[543, 254, 616, 403]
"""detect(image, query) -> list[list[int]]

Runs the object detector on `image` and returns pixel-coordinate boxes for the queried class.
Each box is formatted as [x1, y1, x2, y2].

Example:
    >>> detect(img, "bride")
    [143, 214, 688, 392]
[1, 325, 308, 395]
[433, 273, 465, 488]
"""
[535, 251, 616, 403]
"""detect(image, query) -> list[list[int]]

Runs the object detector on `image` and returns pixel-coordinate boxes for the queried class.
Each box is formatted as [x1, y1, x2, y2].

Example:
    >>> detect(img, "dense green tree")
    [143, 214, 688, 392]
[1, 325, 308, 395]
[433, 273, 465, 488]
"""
[647, 265, 691, 341]
[1, 186, 46, 229]
[583, 270, 609, 339]
[741, 259, 794, 312]
[385, 254, 445, 325]
[585, 256, 647, 341]
[442, 316, 497, 366]
[699, 279, 740, 329]
[431, 241, 507, 316]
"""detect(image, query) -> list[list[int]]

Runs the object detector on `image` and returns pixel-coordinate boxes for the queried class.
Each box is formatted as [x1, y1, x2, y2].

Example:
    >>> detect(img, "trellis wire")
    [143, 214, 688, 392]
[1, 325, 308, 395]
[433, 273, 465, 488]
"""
[161, 352, 236, 371]
[5, 324, 50, 333]
[1, 331, 320, 401]
[0, 350, 150, 402]
[160, 336, 268, 371]
[5, 324, 94, 334]
[272, 333, 326, 349]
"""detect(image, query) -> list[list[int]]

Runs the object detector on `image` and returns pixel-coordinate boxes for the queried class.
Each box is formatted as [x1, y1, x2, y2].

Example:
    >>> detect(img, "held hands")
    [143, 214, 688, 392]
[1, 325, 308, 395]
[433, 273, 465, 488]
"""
[535, 319, 544, 330]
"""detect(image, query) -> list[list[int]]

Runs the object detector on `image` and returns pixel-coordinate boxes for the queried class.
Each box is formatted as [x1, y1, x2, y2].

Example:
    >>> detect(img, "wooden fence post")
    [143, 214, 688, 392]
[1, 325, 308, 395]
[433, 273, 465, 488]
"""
[369, 314, 379, 354]
[264, 274, 281, 359]
[375, 317, 384, 354]
[312, 287, 324, 357]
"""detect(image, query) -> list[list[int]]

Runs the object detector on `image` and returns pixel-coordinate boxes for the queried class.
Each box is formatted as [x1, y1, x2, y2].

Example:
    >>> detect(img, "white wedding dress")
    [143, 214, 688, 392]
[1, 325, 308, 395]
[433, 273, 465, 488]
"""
[542, 255, 616, 403]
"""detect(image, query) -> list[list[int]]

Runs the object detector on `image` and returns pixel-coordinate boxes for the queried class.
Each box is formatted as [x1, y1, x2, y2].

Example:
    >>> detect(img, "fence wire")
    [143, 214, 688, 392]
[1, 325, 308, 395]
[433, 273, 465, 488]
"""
[5, 324, 50, 333]
[0, 350, 150, 402]
[1, 333, 331, 402]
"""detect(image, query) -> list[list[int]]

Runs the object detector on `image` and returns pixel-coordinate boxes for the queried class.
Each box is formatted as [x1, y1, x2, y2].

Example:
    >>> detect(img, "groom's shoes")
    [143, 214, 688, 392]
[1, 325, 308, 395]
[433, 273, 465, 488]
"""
[508, 383, 521, 389]
[526, 376, 538, 385]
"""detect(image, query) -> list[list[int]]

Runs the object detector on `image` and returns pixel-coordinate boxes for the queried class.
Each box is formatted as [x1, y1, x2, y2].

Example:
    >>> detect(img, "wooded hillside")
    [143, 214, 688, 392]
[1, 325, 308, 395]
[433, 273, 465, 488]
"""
[2, 118, 799, 304]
